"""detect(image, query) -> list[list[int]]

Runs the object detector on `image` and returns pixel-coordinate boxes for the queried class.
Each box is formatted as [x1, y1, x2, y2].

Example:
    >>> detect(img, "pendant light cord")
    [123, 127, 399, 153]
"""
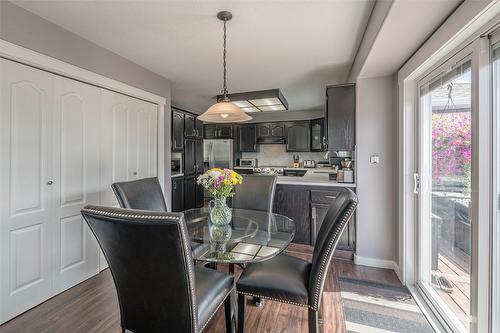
[222, 19, 228, 101]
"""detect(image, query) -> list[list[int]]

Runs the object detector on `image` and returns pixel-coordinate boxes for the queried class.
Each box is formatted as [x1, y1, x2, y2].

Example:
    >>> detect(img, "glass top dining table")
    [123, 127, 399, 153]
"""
[183, 207, 296, 265]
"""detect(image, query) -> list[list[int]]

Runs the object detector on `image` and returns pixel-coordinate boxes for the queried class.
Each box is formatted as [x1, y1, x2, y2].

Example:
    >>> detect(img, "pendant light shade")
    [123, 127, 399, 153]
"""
[198, 11, 252, 123]
[198, 101, 252, 123]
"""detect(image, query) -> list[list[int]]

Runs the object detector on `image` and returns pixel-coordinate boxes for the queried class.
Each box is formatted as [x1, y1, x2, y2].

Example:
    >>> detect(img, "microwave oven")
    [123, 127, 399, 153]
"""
[239, 158, 257, 167]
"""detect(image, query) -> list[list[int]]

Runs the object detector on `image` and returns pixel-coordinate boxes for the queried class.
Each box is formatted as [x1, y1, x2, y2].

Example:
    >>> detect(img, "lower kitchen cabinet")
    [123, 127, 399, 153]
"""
[273, 185, 311, 244]
[172, 177, 184, 212]
[273, 184, 356, 253]
[195, 176, 204, 208]
[184, 176, 196, 210]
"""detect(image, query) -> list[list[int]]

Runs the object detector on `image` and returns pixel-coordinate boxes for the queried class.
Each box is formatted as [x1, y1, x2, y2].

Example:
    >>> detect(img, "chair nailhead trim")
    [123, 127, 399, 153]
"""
[81, 208, 181, 221]
[311, 203, 357, 311]
[198, 289, 233, 333]
[237, 291, 311, 309]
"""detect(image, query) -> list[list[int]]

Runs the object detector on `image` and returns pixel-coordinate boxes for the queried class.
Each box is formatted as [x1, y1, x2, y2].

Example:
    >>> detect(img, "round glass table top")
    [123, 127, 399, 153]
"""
[183, 208, 295, 264]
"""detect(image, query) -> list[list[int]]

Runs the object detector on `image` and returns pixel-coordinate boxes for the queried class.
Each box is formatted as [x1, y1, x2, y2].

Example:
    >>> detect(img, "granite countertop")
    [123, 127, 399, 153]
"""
[277, 169, 356, 187]
[235, 166, 355, 187]
[171, 172, 184, 178]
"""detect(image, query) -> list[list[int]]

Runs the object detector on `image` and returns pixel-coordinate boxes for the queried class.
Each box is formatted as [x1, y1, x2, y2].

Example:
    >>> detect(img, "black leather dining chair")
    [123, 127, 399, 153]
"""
[232, 175, 277, 212]
[235, 188, 358, 333]
[111, 177, 167, 212]
[111, 177, 203, 256]
[81, 205, 234, 333]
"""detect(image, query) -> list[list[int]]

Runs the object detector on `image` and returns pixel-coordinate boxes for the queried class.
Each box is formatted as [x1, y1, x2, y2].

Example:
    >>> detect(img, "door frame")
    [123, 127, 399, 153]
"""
[399, 11, 500, 333]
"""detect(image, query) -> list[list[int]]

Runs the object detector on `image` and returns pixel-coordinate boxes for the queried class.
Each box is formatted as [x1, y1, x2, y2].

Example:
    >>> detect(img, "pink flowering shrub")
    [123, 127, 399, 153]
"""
[432, 112, 471, 189]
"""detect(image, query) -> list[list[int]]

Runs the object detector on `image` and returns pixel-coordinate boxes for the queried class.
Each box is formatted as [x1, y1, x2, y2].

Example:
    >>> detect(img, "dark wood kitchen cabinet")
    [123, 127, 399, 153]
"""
[285, 121, 310, 152]
[195, 118, 204, 139]
[171, 177, 184, 212]
[195, 139, 204, 174]
[184, 113, 196, 138]
[310, 118, 326, 152]
[184, 176, 196, 210]
[273, 185, 311, 244]
[326, 84, 355, 151]
[172, 110, 184, 151]
[256, 123, 285, 139]
[184, 139, 196, 175]
[204, 124, 233, 139]
[237, 124, 258, 152]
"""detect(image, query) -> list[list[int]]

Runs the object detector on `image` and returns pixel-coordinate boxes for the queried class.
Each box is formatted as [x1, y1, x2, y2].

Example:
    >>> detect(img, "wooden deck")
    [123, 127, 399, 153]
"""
[434, 253, 471, 328]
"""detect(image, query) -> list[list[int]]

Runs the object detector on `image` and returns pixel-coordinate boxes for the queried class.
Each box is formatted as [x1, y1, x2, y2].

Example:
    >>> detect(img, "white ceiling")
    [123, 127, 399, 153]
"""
[12, 0, 374, 113]
[358, 0, 461, 78]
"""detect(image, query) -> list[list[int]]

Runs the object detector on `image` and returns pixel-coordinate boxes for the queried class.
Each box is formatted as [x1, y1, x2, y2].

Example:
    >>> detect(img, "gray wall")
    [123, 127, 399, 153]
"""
[0, 1, 173, 206]
[356, 75, 397, 264]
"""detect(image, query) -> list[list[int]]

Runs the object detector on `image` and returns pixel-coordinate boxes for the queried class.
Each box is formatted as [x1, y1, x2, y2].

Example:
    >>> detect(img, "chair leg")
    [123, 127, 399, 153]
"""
[237, 293, 245, 333]
[224, 294, 233, 333]
[308, 308, 319, 333]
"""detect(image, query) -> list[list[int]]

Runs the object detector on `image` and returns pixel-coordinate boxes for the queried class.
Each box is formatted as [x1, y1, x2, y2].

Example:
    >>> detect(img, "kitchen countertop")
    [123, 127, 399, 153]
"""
[171, 172, 184, 178]
[277, 170, 356, 187]
[234, 166, 355, 187]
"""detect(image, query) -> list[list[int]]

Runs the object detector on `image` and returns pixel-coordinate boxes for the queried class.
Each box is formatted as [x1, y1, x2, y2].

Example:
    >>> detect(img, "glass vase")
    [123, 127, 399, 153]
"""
[209, 197, 232, 226]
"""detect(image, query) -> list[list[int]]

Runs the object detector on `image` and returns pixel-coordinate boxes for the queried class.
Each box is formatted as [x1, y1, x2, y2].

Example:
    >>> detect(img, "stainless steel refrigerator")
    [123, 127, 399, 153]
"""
[203, 139, 234, 170]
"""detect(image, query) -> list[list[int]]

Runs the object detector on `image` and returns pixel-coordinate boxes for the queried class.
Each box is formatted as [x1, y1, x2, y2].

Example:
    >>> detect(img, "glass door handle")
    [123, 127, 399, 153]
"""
[413, 173, 420, 194]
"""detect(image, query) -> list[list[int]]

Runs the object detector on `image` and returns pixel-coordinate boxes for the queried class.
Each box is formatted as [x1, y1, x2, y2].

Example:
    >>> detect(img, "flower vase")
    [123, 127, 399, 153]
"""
[209, 197, 232, 226]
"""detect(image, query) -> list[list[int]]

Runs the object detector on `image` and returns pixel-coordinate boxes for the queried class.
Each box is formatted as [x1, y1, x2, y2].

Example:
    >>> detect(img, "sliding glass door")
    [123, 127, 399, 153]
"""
[418, 50, 473, 332]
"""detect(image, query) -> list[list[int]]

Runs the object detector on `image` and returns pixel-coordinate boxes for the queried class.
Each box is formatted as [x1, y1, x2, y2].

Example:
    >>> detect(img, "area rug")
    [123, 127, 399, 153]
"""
[339, 277, 435, 333]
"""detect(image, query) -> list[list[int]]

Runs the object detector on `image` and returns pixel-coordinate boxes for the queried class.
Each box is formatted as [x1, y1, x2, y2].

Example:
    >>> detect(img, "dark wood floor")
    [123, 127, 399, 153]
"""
[0, 244, 401, 333]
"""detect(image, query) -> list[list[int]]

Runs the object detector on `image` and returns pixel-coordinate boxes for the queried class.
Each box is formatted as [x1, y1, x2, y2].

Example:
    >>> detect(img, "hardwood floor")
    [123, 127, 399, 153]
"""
[0, 244, 400, 333]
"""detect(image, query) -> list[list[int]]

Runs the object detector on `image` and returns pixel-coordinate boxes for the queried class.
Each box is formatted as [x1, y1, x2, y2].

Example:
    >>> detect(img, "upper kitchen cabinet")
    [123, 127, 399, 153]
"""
[256, 123, 285, 139]
[326, 84, 355, 151]
[285, 121, 310, 152]
[204, 123, 233, 139]
[310, 118, 326, 152]
[237, 124, 258, 153]
[184, 113, 196, 138]
[195, 118, 204, 139]
[172, 110, 184, 151]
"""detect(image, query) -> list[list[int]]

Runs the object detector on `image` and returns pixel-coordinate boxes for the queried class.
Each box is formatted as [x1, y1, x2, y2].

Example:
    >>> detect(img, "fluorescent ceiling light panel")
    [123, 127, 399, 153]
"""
[248, 97, 281, 107]
[242, 107, 261, 113]
[259, 105, 287, 112]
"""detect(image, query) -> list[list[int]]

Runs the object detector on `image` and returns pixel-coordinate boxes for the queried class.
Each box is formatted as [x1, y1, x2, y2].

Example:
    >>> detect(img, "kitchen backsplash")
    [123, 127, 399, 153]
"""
[241, 144, 327, 167]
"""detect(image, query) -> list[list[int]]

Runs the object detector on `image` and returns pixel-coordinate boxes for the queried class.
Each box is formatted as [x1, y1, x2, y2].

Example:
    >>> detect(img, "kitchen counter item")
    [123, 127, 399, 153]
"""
[303, 160, 316, 168]
[239, 158, 257, 167]
[340, 160, 353, 169]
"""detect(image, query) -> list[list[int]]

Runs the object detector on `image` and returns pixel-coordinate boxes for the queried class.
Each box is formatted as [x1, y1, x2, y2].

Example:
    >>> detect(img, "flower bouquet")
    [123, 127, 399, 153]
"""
[197, 168, 243, 226]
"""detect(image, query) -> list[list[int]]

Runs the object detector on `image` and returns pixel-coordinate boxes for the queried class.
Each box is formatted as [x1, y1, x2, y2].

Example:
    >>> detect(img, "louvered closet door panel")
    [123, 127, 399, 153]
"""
[52, 76, 100, 292]
[0, 59, 54, 323]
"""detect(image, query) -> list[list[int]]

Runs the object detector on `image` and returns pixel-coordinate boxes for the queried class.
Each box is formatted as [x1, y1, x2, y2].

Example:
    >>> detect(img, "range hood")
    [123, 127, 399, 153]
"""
[216, 89, 289, 113]
[256, 137, 286, 144]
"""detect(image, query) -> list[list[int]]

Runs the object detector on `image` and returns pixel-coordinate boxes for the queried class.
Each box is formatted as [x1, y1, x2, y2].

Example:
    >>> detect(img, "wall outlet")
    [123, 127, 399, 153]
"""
[370, 155, 380, 164]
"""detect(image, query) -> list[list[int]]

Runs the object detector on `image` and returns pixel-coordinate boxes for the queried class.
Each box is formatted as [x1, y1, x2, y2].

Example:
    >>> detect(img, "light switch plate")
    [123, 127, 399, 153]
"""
[370, 155, 380, 164]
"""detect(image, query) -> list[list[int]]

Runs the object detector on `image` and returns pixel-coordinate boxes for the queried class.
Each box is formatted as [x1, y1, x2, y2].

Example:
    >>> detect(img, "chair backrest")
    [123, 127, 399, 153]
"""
[308, 188, 358, 311]
[81, 205, 197, 333]
[232, 175, 277, 212]
[112, 177, 167, 212]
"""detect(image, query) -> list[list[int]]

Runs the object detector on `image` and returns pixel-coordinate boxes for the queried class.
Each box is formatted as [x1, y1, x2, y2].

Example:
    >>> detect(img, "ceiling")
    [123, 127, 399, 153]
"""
[12, 0, 374, 113]
[358, 0, 461, 78]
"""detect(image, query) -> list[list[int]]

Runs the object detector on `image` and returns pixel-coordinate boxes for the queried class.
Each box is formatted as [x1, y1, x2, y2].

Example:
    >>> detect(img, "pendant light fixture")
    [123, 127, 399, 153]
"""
[197, 11, 252, 123]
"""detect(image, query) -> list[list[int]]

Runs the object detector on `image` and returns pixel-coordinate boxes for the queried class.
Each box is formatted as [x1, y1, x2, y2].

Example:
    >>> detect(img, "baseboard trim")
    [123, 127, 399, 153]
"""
[353, 254, 397, 270]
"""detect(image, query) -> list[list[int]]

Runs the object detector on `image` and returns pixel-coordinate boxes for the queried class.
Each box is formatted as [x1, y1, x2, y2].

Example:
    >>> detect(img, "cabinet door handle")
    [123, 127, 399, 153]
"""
[47, 180, 54, 185]
[133, 172, 137, 175]
[173, 182, 176, 190]
[324, 195, 337, 199]
[311, 206, 317, 244]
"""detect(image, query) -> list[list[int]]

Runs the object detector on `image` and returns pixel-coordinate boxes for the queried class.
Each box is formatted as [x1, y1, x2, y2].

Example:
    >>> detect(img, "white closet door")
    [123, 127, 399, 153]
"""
[100, 89, 129, 207]
[0, 59, 54, 322]
[52, 76, 100, 292]
[136, 100, 158, 178]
